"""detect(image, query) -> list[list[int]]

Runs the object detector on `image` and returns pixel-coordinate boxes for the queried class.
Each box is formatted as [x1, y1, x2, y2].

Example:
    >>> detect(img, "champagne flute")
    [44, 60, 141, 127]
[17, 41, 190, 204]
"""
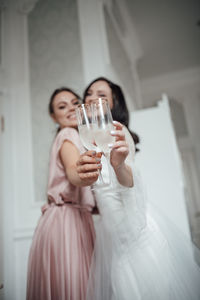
[76, 103, 96, 150]
[91, 98, 116, 188]
[75, 103, 105, 186]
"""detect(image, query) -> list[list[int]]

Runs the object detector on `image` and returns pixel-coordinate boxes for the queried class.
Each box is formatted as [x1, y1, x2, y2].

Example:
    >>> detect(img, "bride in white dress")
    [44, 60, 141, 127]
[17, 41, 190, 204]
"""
[83, 77, 200, 300]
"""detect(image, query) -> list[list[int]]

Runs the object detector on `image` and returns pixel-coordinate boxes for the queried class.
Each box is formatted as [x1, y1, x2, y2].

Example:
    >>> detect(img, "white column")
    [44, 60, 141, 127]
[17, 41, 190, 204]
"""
[130, 62, 143, 109]
[2, 1, 38, 298]
[103, 0, 143, 109]
[77, 0, 113, 84]
[4, 0, 40, 230]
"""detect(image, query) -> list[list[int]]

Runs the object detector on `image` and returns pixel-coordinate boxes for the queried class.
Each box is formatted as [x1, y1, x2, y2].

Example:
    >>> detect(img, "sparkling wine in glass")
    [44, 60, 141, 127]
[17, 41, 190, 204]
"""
[75, 103, 105, 186]
[76, 104, 96, 151]
[91, 98, 115, 153]
[91, 98, 116, 187]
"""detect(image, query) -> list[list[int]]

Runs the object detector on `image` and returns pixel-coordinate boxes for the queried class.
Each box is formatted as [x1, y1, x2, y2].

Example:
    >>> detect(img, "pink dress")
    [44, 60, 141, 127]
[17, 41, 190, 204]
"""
[26, 127, 96, 300]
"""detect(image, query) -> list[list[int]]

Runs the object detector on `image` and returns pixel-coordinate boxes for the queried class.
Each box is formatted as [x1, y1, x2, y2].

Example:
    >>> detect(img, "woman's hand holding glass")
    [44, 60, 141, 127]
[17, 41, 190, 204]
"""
[109, 121, 129, 170]
[76, 150, 102, 186]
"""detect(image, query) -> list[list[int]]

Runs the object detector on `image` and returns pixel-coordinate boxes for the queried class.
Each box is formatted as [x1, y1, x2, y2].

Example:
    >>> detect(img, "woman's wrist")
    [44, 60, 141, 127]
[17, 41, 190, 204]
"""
[113, 161, 126, 172]
[113, 163, 133, 187]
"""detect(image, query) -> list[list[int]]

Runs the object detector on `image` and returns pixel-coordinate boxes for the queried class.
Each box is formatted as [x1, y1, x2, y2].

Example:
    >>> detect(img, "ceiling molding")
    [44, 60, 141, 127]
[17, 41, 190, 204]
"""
[141, 66, 200, 95]
[5, 0, 39, 14]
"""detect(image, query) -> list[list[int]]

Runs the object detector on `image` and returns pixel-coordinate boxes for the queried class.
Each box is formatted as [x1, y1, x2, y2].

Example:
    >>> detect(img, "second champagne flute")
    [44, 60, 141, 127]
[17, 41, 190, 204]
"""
[91, 98, 117, 188]
[75, 103, 105, 186]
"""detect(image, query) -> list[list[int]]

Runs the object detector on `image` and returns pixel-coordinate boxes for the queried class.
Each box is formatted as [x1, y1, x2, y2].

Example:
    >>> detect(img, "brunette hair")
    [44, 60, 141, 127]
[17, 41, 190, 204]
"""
[83, 77, 140, 151]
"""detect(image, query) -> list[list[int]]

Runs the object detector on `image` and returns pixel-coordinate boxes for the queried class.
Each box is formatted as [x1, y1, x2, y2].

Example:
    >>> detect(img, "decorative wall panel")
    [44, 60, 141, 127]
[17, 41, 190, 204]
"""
[29, 0, 84, 202]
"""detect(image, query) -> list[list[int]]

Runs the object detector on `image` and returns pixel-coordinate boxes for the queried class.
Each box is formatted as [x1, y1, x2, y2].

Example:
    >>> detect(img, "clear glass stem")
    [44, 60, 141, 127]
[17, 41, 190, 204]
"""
[93, 160, 107, 189]
[98, 169, 104, 184]
[104, 152, 116, 189]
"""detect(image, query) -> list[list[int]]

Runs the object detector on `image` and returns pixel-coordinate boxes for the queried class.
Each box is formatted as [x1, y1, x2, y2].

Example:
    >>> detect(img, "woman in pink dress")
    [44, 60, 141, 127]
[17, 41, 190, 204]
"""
[26, 87, 100, 300]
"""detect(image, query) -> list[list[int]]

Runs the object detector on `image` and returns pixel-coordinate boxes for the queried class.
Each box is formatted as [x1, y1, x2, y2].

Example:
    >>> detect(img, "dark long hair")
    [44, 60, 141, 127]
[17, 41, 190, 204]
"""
[49, 87, 81, 133]
[83, 77, 140, 151]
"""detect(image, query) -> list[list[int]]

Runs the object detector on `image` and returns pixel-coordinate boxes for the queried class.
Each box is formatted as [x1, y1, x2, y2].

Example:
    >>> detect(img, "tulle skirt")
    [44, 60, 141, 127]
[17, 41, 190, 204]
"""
[26, 203, 95, 300]
[87, 133, 200, 299]
[87, 202, 200, 300]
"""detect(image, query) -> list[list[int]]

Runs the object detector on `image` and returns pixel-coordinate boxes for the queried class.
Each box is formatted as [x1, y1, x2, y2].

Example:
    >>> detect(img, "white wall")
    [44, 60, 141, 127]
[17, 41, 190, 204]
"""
[0, 92, 5, 299]
[140, 67, 200, 247]
[125, 0, 200, 80]
[130, 97, 190, 236]
[29, 0, 85, 203]
[140, 67, 200, 173]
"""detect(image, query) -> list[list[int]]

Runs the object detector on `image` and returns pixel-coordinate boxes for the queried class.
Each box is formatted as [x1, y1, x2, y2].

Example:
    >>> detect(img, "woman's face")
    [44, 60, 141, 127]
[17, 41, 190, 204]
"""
[84, 80, 113, 109]
[51, 91, 80, 129]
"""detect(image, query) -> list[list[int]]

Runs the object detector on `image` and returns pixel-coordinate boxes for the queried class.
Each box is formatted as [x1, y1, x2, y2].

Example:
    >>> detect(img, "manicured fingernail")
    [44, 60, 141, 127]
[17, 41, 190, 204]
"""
[96, 152, 102, 158]
[95, 158, 101, 162]
[92, 151, 96, 155]
[113, 121, 117, 124]
[110, 130, 115, 135]
[108, 143, 113, 148]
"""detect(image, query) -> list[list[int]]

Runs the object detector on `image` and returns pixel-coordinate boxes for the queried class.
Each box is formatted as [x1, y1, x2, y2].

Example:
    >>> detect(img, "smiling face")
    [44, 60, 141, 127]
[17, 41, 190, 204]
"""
[84, 80, 113, 109]
[51, 91, 80, 129]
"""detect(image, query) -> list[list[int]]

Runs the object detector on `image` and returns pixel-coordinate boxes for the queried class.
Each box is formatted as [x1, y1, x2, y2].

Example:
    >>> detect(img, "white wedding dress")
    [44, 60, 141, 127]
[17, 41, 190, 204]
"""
[87, 128, 200, 300]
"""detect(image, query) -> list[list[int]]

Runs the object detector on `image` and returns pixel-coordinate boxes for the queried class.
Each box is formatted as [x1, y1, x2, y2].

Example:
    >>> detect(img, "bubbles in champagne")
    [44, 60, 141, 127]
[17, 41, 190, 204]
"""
[93, 124, 115, 153]
[78, 124, 96, 150]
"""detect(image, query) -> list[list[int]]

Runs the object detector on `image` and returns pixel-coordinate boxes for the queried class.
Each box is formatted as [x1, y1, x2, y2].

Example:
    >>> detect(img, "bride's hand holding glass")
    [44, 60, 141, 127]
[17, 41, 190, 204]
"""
[109, 121, 133, 187]
[109, 121, 129, 170]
